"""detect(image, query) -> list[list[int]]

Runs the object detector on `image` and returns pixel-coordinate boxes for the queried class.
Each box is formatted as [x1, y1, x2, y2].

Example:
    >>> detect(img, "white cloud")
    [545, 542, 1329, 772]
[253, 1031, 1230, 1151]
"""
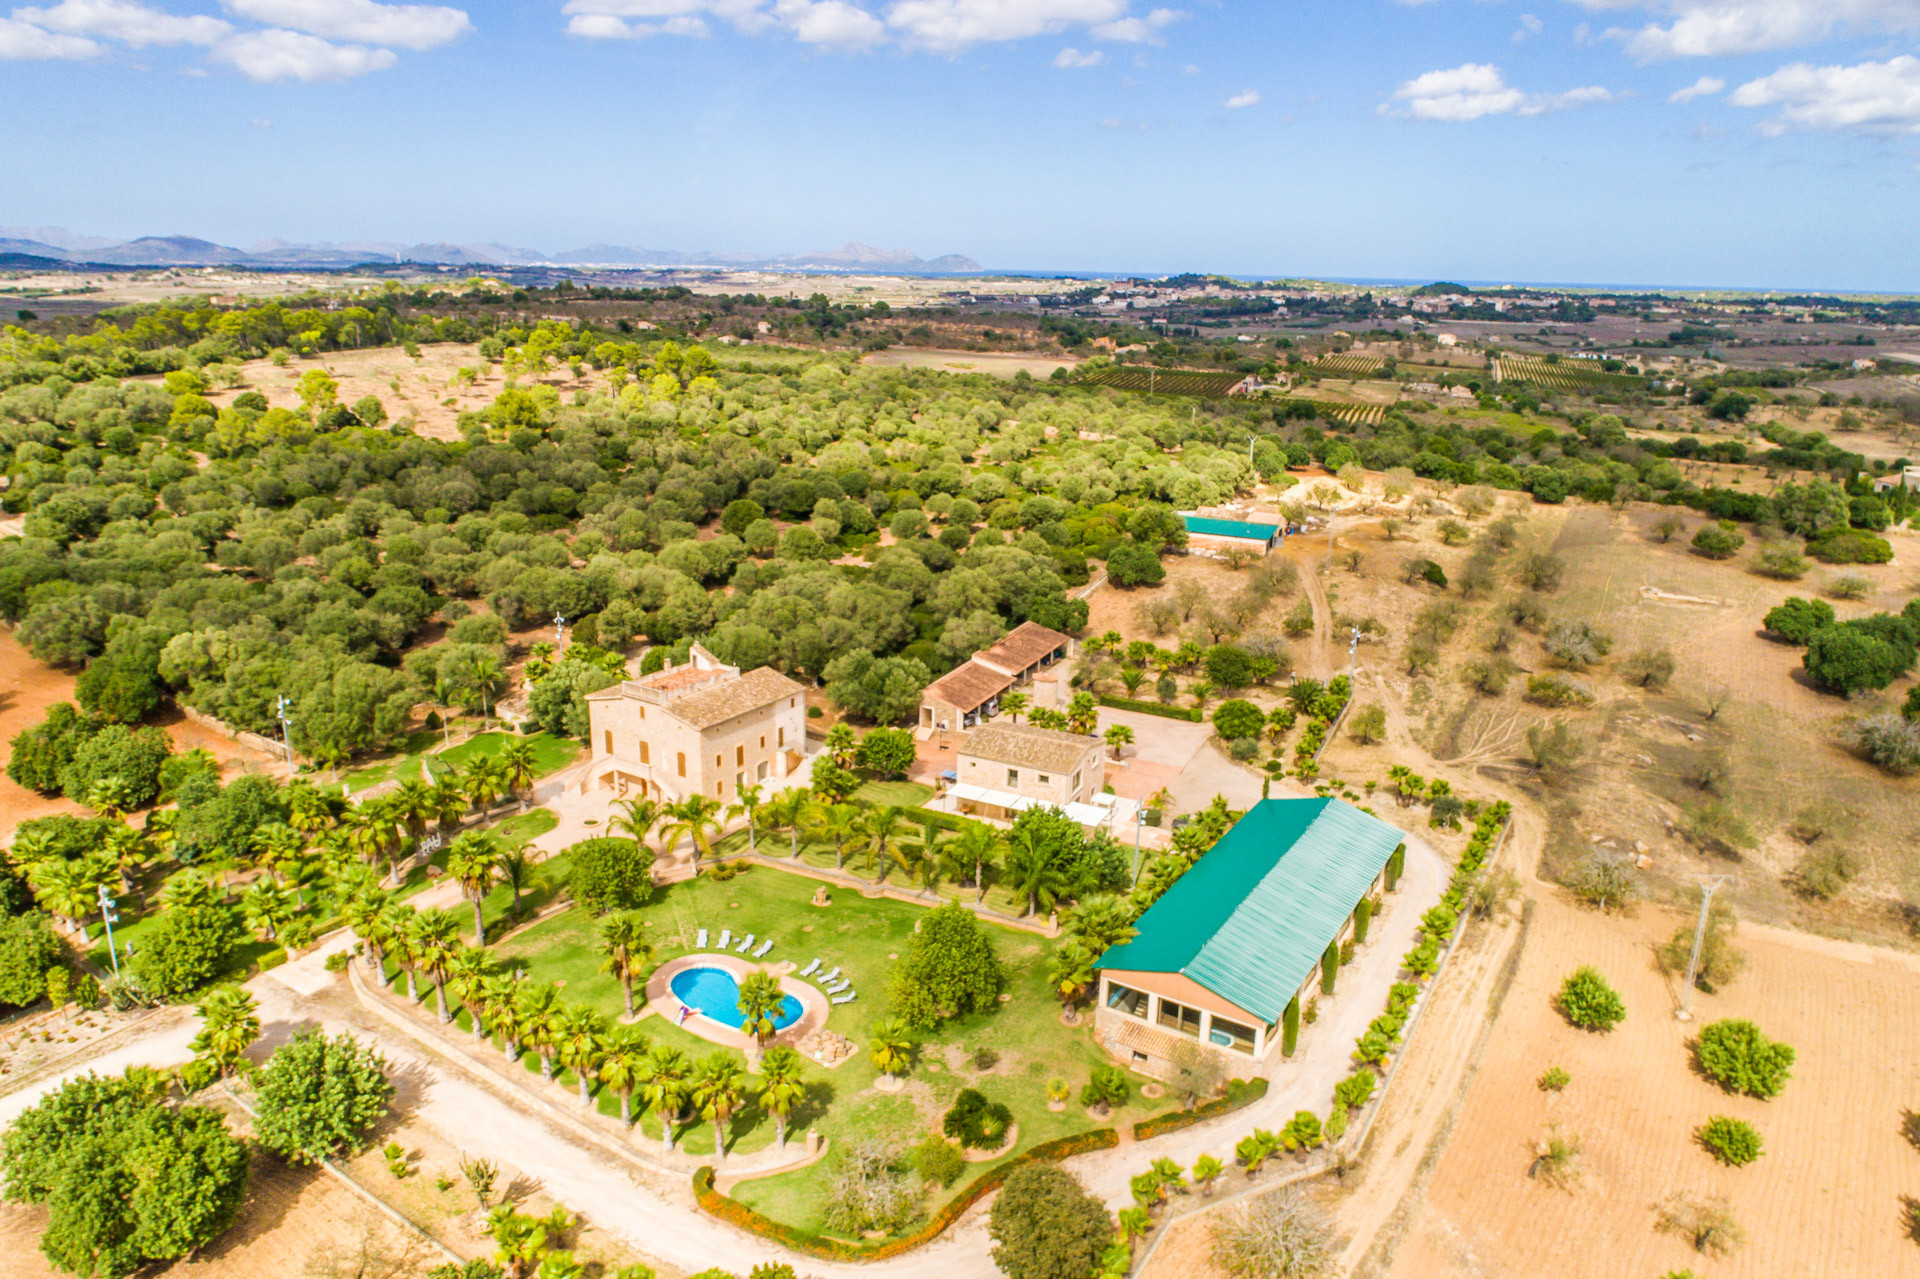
[775, 0, 884, 44]
[1513, 11, 1542, 41]
[15, 0, 229, 45]
[565, 10, 706, 35]
[1222, 87, 1259, 108]
[1730, 55, 1920, 134]
[0, 13, 98, 55]
[221, 0, 469, 50]
[1052, 44, 1102, 66]
[1569, 0, 1920, 62]
[1089, 5, 1180, 42]
[1668, 74, 1724, 101]
[1385, 62, 1612, 120]
[212, 25, 396, 77]
[885, 0, 1126, 50]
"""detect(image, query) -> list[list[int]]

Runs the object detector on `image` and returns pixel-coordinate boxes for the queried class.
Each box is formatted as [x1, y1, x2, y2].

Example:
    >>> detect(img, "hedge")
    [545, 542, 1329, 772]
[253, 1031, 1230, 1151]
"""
[693, 1127, 1119, 1260]
[1099, 696, 1202, 723]
[1131, 1077, 1269, 1141]
[911, 808, 993, 837]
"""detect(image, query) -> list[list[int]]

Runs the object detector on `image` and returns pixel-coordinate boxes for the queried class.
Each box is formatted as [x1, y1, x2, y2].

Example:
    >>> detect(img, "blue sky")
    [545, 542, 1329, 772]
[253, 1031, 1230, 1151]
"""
[5, 0, 1920, 289]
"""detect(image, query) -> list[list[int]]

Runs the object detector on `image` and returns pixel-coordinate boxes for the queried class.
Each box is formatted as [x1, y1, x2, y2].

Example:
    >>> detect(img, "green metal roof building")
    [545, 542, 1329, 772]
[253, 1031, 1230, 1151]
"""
[1181, 514, 1282, 548]
[1093, 798, 1404, 1068]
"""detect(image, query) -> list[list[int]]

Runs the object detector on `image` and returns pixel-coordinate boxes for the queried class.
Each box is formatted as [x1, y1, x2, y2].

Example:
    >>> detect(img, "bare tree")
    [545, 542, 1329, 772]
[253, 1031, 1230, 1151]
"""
[1210, 1188, 1336, 1279]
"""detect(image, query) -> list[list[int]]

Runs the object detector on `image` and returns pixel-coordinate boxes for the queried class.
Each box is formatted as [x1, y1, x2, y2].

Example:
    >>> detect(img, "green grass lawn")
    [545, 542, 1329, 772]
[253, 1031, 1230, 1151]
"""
[334, 729, 581, 794]
[437, 860, 1182, 1234]
[710, 824, 1046, 921]
[849, 780, 935, 808]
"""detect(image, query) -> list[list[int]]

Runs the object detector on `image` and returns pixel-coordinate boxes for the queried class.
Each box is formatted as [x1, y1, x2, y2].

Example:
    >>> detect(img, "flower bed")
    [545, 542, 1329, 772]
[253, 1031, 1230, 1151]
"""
[1099, 696, 1203, 723]
[694, 1127, 1120, 1260]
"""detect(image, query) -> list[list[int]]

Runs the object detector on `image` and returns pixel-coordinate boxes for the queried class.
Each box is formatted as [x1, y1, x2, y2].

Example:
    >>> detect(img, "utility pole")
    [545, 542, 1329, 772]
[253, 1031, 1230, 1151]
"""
[1131, 807, 1144, 887]
[97, 883, 121, 977]
[1677, 875, 1730, 1021]
[274, 694, 294, 769]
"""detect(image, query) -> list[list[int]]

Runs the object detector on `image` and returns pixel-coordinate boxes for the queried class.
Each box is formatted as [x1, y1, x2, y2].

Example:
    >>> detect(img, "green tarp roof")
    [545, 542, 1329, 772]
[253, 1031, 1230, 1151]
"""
[1095, 798, 1404, 1025]
[1182, 515, 1280, 542]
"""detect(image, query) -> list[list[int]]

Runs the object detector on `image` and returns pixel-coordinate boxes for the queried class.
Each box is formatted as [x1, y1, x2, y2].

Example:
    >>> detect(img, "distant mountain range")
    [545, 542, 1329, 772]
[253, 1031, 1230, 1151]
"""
[0, 228, 981, 274]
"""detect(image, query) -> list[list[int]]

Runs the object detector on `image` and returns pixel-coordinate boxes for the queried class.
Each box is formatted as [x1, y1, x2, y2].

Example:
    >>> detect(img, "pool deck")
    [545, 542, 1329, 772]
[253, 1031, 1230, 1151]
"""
[643, 953, 830, 1054]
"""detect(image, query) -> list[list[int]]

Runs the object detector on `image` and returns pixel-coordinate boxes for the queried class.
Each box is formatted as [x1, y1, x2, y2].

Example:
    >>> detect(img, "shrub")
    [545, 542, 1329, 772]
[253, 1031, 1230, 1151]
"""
[1826, 574, 1872, 600]
[1568, 849, 1639, 912]
[1654, 1193, 1745, 1257]
[988, 1164, 1112, 1279]
[1691, 524, 1745, 559]
[1807, 528, 1893, 564]
[1656, 901, 1745, 991]
[251, 1029, 395, 1164]
[567, 838, 655, 915]
[1682, 801, 1756, 858]
[0, 913, 65, 1009]
[1518, 554, 1564, 591]
[1211, 699, 1265, 741]
[1804, 623, 1915, 694]
[911, 1135, 966, 1188]
[1209, 1189, 1333, 1279]
[1693, 1019, 1794, 1098]
[1762, 596, 1835, 644]
[132, 903, 242, 1000]
[1538, 1066, 1570, 1092]
[1619, 648, 1675, 688]
[890, 902, 1003, 1029]
[1525, 674, 1594, 707]
[1333, 1070, 1377, 1110]
[943, 1088, 1014, 1150]
[1696, 1116, 1762, 1166]
[1790, 845, 1859, 900]
[1543, 621, 1611, 666]
[1840, 712, 1920, 773]
[1556, 966, 1625, 1032]
[1749, 542, 1809, 580]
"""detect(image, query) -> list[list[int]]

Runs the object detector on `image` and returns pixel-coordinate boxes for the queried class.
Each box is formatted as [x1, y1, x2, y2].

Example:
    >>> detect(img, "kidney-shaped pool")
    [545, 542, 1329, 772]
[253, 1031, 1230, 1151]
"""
[670, 965, 804, 1032]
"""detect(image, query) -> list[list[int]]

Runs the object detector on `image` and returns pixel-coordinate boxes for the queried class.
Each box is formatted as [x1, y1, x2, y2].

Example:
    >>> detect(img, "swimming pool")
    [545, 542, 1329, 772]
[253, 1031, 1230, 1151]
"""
[669, 966, 803, 1032]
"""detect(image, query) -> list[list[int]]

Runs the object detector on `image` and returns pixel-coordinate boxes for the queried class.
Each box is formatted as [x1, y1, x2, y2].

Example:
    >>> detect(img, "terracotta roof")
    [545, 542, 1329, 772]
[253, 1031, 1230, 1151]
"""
[974, 621, 1070, 675]
[960, 722, 1098, 774]
[642, 665, 727, 692]
[924, 660, 1013, 711]
[670, 667, 807, 729]
[1112, 1019, 1190, 1060]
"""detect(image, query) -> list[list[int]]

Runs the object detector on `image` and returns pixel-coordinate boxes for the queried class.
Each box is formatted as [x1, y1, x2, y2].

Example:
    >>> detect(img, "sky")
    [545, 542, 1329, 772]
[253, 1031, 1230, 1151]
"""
[4, 0, 1920, 290]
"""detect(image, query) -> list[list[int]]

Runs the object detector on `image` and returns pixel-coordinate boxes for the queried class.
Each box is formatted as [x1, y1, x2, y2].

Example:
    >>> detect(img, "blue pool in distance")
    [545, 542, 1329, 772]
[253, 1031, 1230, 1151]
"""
[670, 966, 802, 1031]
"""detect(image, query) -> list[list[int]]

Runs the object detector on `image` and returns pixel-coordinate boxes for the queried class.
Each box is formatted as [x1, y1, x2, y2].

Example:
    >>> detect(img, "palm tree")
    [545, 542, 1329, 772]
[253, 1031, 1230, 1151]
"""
[756, 1045, 807, 1148]
[805, 801, 864, 870]
[342, 891, 394, 982]
[100, 824, 147, 896]
[692, 1052, 749, 1164]
[485, 977, 531, 1060]
[999, 691, 1030, 723]
[518, 986, 564, 1080]
[411, 911, 464, 1021]
[30, 857, 101, 939]
[553, 1006, 608, 1108]
[445, 831, 504, 944]
[760, 787, 813, 859]
[599, 912, 655, 1019]
[597, 1024, 651, 1125]
[735, 971, 786, 1048]
[1104, 724, 1135, 758]
[822, 722, 857, 767]
[951, 823, 1006, 905]
[1046, 940, 1097, 1009]
[392, 779, 438, 850]
[84, 776, 137, 821]
[496, 844, 535, 922]
[242, 879, 298, 942]
[430, 777, 470, 833]
[500, 740, 539, 813]
[1066, 894, 1140, 954]
[454, 650, 506, 726]
[725, 782, 765, 854]
[608, 797, 662, 857]
[640, 1046, 690, 1153]
[287, 782, 338, 838]
[447, 946, 498, 1040]
[190, 986, 260, 1079]
[858, 805, 912, 883]
[1119, 666, 1146, 698]
[461, 756, 509, 818]
[1066, 692, 1099, 735]
[1005, 826, 1068, 919]
[868, 1019, 913, 1086]
[663, 795, 724, 868]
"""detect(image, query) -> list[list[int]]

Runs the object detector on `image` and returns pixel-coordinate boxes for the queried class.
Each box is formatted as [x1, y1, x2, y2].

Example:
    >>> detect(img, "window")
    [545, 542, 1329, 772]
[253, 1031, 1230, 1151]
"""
[1007, 768, 1019, 786]
[1072, 770, 1081, 792]
[757, 761, 769, 781]
[640, 741, 650, 765]
[736, 772, 744, 791]
[1105, 983, 1149, 1018]
[1156, 999, 1202, 1039]
[676, 752, 686, 778]
[1038, 774, 1051, 786]
[603, 730, 613, 755]
[1130, 1050, 1149, 1065]
[638, 705, 645, 719]
[759, 735, 766, 749]
[778, 726, 786, 747]
[736, 745, 745, 766]
[1208, 1016, 1258, 1055]
[715, 753, 722, 769]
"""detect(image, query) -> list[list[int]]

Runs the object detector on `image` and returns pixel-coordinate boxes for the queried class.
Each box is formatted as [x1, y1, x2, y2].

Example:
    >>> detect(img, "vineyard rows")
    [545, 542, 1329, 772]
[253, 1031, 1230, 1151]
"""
[1080, 366, 1245, 397]
[1314, 353, 1386, 378]
[1493, 356, 1642, 392]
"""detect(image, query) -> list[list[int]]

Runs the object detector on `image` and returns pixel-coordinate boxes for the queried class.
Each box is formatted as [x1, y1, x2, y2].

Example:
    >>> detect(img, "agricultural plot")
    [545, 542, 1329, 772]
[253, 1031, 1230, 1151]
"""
[1494, 355, 1643, 392]
[1080, 366, 1245, 397]
[1315, 353, 1385, 377]
[1321, 403, 1386, 426]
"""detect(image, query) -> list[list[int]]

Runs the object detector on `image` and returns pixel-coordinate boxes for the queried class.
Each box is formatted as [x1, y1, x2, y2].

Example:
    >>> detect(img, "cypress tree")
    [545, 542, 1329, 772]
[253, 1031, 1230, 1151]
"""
[1282, 996, 1300, 1057]
[1352, 897, 1374, 945]
[1321, 940, 1339, 995]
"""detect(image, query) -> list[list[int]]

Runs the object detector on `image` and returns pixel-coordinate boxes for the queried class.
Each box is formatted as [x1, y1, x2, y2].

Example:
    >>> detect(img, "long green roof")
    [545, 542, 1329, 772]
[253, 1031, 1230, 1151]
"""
[1182, 515, 1280, 543]
[1095, 798, 1403, 1025]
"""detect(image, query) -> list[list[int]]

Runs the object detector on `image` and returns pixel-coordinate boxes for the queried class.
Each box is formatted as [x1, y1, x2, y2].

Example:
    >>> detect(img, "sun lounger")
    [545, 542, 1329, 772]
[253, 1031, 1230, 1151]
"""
[696, 928, 708, 949]
[717, 929, 731, 950]
[753, 938, 774, 959]
[819, 966, 840, 983]
[826, 979, 850, 994]
[736, 933, 755, 953]
[832, 991, 856, 1005]
[800, 958, 821, 977]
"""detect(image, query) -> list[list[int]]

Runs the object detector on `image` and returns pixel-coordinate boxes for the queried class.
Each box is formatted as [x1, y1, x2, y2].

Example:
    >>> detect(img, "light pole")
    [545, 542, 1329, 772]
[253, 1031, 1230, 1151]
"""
[274, 694, 294, 768]
[1677, 875, 1730, 1021]
[554, 613, 568, 652]
[1348, 625, 1361, 688]
[97, 883, 121, 977]
[1131, 806, 1143, 887]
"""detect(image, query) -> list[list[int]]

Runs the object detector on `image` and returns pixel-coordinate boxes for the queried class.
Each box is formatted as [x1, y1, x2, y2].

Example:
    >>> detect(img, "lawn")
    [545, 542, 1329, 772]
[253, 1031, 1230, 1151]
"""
[451, 860, 1182, 1233]
[849, 780, 935, 808]
[334, 729, 581, 794]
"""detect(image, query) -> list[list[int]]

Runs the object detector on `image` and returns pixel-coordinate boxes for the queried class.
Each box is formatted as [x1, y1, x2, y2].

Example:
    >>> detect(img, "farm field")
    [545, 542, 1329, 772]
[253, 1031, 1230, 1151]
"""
[1493, 354, 1643, 393]
[1315, 353, 1386, 378]
[1080, 366, 1245, 397]
[1385, 892, 1920, 1279]
[859, 347, 1079, 379]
